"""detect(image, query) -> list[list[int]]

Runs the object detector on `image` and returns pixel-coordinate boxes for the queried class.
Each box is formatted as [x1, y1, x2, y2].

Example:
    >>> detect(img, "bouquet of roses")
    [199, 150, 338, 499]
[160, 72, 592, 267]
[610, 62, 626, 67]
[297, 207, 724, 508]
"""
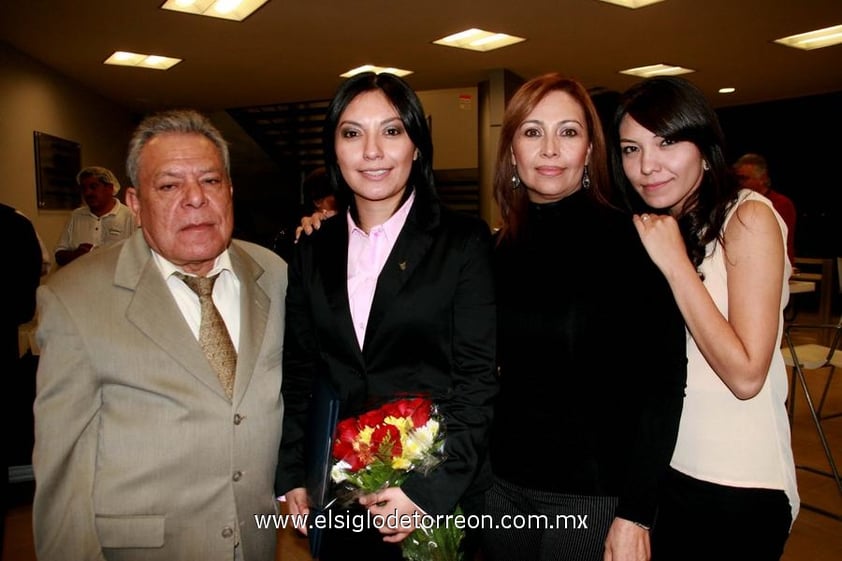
[330, 396, 464, 561]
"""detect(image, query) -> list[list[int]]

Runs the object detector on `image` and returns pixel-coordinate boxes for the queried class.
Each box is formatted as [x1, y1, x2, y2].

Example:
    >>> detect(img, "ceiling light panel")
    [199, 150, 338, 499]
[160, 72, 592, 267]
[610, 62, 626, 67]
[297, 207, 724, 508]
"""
[600, 0, 664, 10]
[597, 0, 665, 8]
[104, 51, 182, 70]
[340, 65, 413, 78]
[433, 28, 525, 52]
[774, 24, 842, 50]
[619, 63, 695, 78]
[160, 0, 269, 22]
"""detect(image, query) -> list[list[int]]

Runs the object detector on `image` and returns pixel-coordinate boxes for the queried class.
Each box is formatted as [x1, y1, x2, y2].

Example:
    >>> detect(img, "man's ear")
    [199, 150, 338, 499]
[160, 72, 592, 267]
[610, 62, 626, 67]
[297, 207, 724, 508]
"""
[125, 187, 142, 227]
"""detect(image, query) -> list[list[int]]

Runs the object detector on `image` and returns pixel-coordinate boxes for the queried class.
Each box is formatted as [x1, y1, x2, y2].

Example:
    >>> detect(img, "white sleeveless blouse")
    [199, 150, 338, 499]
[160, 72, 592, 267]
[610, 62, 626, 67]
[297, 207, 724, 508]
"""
[670, 189, 799, 522]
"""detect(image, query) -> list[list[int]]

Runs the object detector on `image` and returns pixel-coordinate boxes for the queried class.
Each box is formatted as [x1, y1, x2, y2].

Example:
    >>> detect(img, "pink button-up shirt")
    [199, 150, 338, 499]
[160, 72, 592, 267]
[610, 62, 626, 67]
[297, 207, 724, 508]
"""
[347, 190, 415, 349]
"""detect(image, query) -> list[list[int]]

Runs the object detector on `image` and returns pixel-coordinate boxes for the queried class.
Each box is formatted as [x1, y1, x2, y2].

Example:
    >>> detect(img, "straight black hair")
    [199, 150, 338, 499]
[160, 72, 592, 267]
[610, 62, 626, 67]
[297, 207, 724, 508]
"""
[321, 72, 437, 214]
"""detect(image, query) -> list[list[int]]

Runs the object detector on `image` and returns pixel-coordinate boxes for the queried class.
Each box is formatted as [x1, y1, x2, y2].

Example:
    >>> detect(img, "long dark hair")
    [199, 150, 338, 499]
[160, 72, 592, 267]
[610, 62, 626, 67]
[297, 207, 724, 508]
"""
[610, 76, 738, 269]
[322, 72, 437, 214]
[494, 73, 610, 244]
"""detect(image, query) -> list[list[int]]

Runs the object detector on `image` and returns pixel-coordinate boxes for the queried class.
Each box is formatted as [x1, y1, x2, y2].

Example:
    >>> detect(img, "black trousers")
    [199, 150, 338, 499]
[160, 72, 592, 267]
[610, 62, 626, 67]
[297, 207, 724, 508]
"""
[652, 468, 792, 561]
[481, 477, 619, 561]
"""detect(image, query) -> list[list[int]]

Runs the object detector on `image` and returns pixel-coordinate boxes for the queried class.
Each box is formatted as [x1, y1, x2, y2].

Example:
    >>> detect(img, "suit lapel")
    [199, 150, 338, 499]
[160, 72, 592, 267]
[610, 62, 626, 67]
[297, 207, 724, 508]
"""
[317, 221, 363, 360]
[117, 232, 241, 401]
[363, 202, 435, 351]
[123, 268, 228, 400]
[319, 222, 350, 315]
[228, 242, 269, 406]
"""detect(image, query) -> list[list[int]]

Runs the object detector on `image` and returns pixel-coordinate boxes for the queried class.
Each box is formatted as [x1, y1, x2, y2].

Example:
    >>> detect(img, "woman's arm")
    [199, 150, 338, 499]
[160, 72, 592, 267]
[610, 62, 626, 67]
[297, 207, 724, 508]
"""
[276, 243, 318, 495]
[634, 199, 785, 399]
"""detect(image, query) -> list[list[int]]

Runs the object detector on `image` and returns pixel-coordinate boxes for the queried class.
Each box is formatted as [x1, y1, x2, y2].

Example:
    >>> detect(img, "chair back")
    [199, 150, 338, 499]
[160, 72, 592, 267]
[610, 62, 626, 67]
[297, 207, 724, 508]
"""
[837, 256, 841, 294]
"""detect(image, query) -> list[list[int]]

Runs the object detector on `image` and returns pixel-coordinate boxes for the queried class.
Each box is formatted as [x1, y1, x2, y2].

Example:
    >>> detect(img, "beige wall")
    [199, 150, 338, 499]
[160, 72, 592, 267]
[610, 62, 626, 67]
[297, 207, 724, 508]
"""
[417, 87, 478, 171]
[0, 42, 136, 265]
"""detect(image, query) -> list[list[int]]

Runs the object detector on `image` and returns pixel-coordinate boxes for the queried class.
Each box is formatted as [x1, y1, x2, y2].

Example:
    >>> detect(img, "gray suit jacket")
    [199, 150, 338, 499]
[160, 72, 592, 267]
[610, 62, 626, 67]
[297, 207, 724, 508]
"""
[33, 230, 287, 561]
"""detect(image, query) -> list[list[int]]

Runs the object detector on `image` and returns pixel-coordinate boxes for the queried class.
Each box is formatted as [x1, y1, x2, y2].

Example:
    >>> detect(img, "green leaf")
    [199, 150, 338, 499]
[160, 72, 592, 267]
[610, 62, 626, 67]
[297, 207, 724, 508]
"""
[400, 505, 465, 561]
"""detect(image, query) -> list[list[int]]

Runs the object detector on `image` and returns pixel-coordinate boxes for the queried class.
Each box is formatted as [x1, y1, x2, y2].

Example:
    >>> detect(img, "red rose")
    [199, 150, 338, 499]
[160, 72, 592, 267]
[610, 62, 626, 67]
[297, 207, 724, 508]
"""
[379, 400, 401, 418]
[371, 423, 402, 460]
[333, 418, 371, 471]
[358, 407, 387, 429]
[335, 417, 358, 437]
[388, 397, 432, 427]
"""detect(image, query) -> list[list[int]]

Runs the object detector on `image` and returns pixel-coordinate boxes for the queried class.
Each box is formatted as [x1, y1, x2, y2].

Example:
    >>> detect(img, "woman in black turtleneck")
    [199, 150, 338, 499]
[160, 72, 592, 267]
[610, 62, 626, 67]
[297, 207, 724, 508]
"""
[482, 73, 687, 561]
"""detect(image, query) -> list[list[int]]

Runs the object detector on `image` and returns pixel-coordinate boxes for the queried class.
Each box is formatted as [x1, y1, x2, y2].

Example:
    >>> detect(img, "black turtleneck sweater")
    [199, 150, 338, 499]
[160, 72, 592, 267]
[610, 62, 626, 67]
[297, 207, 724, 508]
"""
[490, 190, 687, 526]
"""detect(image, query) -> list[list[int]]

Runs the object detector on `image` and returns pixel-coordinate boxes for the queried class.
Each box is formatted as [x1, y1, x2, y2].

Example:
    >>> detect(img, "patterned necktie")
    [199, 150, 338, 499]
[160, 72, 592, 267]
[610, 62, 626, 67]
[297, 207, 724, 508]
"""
[177, 273, 237, 399]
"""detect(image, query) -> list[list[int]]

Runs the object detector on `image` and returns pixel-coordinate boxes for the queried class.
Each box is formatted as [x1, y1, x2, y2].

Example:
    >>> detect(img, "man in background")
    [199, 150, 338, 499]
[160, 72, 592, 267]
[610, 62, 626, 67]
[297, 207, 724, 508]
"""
[0, 202, 42, 557]
[734, 153, 797, 266]
[54, 165, 136, 266]
[33, 109, 287, 561]
[272, 166, 336, 262]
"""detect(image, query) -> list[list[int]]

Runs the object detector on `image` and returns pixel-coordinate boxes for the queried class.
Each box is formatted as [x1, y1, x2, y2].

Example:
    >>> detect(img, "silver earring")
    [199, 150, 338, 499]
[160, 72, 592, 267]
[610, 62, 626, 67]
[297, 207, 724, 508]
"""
[511, 170, 521, 189]
[702, 160, 710, 171]
[582, 165, 591, 190]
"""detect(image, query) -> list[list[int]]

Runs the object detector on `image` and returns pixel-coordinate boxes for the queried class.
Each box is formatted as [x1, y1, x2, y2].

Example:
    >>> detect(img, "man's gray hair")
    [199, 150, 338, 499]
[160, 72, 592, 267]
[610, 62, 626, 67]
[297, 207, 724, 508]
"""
[734, 152, 769, 175]
[126, 109, 230, 187]
[76, 166, 121, 195]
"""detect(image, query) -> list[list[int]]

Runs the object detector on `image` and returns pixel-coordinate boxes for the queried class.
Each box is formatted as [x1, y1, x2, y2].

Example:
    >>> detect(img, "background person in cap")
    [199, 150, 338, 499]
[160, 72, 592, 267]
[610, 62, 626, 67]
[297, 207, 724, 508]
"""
[54, 165, 136, 266]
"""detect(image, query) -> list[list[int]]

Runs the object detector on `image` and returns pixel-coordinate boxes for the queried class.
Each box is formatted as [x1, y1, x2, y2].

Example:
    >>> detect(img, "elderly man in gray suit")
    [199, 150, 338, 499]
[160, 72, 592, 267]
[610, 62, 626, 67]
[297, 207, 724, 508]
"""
[33, 109, 287, 561]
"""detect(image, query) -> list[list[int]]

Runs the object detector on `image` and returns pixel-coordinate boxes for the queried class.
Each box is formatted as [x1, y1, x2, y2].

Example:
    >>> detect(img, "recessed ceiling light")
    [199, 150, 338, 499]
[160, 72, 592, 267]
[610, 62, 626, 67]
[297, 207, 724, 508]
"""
[340, 65, 413, 78]
[160, 0, 269, 22]
[433, 28, 525, 52]
[619, 64, 695, 78]
[719, 87, 736, 94]
[597, 0, 665, 8]
[104, 51, 182, 70]
[774, 24, 842, 50]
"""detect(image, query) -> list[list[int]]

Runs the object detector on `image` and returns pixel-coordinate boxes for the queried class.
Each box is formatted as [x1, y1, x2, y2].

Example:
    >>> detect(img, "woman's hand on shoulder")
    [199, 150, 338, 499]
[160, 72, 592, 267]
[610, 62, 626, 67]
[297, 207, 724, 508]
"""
[632, 213, 691, 281]
[295, 209, 337, 242]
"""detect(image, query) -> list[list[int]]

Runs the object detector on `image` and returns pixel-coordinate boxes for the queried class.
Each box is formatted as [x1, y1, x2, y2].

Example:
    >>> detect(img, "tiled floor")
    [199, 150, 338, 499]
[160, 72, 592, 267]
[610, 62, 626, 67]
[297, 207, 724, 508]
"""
[4, 313, 841, 561]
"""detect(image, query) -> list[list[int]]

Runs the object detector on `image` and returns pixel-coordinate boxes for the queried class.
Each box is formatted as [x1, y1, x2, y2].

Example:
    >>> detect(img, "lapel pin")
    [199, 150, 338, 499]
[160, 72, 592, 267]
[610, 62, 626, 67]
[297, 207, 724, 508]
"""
[399, 261, 407, 271]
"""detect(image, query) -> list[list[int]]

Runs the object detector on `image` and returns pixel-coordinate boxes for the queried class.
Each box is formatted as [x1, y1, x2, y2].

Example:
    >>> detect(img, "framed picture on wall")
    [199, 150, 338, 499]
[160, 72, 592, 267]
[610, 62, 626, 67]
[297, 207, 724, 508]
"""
[34, 131, 81, 210]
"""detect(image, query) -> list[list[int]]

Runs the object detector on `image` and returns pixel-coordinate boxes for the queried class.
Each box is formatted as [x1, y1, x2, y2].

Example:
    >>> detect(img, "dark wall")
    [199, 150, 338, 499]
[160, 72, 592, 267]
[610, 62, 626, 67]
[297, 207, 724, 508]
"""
[717, 91, 842, 258]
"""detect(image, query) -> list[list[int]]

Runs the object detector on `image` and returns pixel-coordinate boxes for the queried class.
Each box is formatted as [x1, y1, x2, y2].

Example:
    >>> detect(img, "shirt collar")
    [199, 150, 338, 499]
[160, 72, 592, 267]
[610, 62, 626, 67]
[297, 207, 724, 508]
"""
[152, 249, 234, 280]
[85, 198, 121, 218]
[346, 189, 416, 241]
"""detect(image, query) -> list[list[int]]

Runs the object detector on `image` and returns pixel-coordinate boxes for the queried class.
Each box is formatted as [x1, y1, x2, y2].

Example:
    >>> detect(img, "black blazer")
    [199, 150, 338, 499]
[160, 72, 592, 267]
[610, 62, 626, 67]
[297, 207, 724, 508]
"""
[1, 203, 41, 367]
[277, 193, 497, 516]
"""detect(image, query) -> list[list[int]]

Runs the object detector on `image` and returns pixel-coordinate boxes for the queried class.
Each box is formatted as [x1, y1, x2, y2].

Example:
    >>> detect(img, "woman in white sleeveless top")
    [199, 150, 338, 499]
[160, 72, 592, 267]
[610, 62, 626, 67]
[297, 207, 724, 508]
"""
[609, 76, 798, 561]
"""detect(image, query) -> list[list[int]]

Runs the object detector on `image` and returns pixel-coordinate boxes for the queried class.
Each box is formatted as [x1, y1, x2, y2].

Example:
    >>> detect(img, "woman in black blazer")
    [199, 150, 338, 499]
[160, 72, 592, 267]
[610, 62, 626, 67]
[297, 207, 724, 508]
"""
[276, 72, 497, 560]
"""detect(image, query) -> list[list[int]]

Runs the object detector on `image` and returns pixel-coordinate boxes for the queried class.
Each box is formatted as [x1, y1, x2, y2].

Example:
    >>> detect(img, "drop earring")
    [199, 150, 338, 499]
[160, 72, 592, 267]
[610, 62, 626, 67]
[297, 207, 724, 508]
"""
[582, 165, 591, 190]
[510, 146, 521, 189]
